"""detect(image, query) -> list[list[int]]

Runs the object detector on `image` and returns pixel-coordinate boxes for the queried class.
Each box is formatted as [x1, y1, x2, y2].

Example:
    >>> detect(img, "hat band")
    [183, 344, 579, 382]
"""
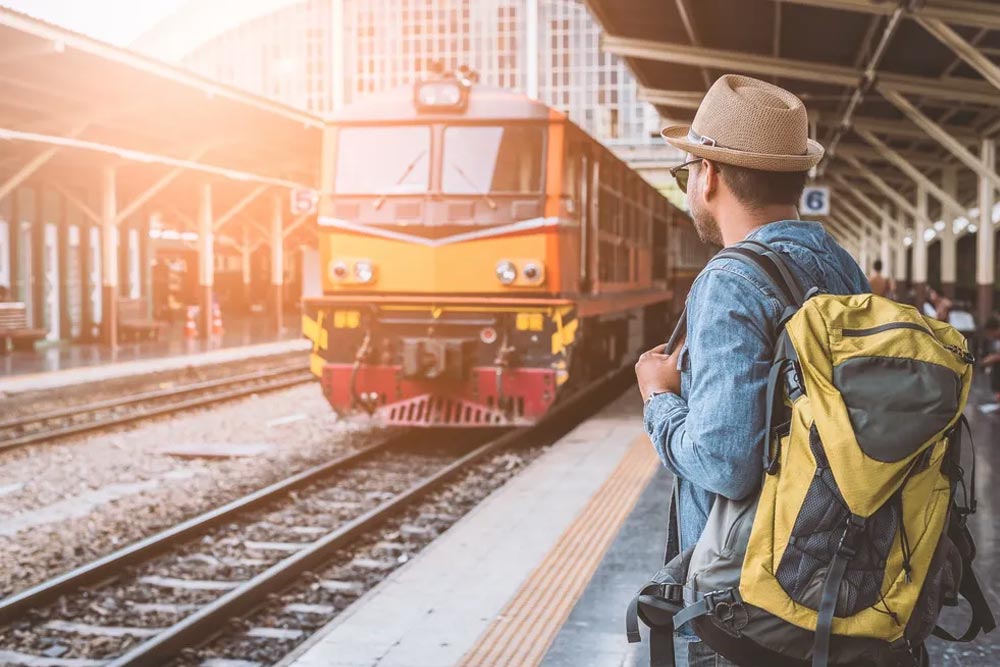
[687, 128, 721, 148]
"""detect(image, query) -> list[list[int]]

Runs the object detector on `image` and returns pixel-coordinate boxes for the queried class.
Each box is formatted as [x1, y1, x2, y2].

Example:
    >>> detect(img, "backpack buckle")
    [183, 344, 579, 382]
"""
[836, 515, 866, 559]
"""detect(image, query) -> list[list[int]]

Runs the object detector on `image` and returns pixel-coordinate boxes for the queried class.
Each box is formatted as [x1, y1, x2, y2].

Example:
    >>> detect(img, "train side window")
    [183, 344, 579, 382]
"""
[563, 142, 580, 214]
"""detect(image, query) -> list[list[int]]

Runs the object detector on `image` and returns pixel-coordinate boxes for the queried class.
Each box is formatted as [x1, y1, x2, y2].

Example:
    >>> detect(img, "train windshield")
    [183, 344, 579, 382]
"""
[442, 125, 544, 194]
[335, 126, 431, 194]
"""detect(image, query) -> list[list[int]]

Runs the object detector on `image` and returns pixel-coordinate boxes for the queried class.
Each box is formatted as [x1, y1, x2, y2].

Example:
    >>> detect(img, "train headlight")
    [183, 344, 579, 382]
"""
[354, 259, 375, 284]
[495, 260, 517, 286]
[522, 262, 543, 284]
[414, 80, 468, 111]
[330, 261, 349, 281]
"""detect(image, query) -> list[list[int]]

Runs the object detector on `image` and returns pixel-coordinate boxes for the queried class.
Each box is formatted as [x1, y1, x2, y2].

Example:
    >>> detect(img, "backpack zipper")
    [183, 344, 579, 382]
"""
[841, 322, 974, 364]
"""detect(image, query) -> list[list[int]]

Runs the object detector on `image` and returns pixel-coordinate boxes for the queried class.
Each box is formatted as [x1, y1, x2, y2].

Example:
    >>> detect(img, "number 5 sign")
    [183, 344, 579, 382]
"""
[800, 186, 830, 216]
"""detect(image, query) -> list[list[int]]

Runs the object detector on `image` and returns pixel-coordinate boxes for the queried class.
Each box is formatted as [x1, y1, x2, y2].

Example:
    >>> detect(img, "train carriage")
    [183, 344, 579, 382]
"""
[302, 70, 710, 426]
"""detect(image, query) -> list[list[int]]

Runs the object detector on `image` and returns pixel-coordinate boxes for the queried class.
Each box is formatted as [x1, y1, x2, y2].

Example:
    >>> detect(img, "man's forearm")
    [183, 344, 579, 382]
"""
[643, 391, 688, 475]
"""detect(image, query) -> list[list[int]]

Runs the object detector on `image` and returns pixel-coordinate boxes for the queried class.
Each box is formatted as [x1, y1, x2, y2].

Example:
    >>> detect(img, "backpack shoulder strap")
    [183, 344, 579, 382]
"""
[663, 239, 806, 354]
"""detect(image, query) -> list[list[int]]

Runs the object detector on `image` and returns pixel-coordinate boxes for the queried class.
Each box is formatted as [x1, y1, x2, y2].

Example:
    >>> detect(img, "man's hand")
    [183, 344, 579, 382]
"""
[635, 340, 684, 403]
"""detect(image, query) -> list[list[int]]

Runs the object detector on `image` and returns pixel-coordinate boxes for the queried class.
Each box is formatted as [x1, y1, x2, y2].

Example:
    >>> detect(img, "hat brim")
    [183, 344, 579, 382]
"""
[661, 124, 824, 172]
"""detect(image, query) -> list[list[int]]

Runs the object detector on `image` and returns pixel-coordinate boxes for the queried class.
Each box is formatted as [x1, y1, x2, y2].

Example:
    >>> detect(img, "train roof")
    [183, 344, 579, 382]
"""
[329, 83, 563, 124]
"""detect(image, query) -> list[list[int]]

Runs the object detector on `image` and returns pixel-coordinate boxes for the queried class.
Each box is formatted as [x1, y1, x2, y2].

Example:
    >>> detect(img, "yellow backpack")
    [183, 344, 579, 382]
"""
[627, 240, 994, 667]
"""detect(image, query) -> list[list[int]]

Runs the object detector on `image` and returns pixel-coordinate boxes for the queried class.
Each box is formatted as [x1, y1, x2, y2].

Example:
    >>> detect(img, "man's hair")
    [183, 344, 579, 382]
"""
[720, 164, 809, 209]
[873, 259, 883, 272]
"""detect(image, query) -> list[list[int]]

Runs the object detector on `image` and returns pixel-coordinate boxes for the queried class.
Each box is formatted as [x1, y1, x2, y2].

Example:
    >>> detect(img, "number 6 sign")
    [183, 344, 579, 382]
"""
[800, 186, 830, 216]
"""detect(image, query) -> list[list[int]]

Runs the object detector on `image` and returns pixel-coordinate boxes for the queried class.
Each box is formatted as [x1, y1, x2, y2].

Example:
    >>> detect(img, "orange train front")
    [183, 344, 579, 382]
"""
[302, 71, 712, 426]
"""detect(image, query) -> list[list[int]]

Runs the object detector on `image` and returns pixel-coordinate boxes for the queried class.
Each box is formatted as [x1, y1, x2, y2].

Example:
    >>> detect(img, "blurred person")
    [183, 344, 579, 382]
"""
[980, 316, 1000, 403]
[923, 287, 953, 323]
[634, 74, 869, 666]
[867, 259, 893, 298]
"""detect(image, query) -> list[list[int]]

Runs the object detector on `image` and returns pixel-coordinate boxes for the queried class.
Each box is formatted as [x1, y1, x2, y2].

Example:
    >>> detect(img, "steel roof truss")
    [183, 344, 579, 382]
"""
[601, 35, 1000, 106]
[879, 86, 1000, 192]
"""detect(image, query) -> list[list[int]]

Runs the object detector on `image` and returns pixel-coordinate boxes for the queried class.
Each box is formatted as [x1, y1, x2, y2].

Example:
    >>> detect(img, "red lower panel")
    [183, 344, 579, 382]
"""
[322, 364, 557, 426]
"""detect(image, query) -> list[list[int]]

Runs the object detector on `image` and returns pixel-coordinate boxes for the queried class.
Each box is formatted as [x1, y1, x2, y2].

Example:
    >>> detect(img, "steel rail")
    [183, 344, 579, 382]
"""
[104, 369, 626, 667]
[0, 367, 314, 452]
[0, 431, 409, 624]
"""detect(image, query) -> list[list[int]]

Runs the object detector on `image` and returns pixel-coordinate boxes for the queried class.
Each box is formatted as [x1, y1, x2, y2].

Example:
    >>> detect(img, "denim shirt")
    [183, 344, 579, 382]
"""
[644, 220, 870, 564]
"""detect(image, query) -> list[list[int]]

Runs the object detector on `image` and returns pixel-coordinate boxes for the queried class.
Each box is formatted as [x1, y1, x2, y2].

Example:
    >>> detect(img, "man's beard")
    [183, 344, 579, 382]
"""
[691, 203, 723, 246]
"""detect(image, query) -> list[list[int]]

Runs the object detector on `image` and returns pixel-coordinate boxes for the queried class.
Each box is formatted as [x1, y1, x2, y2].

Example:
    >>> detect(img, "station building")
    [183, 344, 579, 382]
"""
[134, 0, 674, 166]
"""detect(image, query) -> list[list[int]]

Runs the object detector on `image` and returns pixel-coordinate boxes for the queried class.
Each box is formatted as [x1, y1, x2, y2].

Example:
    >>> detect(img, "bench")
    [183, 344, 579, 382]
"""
[0, 302, 47, 353]
[118, 297, 167, 342]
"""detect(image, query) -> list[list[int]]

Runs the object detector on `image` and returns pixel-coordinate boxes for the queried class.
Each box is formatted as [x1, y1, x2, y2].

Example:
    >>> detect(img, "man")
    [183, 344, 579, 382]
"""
[980, 316, 1000, 403]
[924, 287, 953, 323]
[634, 74, 870, 666]
[868, 259, 892, 298]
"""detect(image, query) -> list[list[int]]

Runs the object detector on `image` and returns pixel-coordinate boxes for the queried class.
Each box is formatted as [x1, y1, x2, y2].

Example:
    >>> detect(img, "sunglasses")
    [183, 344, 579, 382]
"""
[669, 158, 720, 194]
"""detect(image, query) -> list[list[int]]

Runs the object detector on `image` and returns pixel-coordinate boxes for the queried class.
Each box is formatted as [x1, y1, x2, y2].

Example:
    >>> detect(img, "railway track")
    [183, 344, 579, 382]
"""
[0, 371, 625, 667]
[0, 365, 315, 452]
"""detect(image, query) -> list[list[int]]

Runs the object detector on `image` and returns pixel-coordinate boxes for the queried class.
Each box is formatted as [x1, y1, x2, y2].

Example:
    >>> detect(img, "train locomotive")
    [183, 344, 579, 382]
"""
[302, 70, 710, 426]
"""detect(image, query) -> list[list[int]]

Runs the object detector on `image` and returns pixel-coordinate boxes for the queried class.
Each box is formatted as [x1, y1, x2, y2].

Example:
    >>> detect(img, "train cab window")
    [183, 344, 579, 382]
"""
[442, 125, 544, 193]
[335, 126, 430, 194]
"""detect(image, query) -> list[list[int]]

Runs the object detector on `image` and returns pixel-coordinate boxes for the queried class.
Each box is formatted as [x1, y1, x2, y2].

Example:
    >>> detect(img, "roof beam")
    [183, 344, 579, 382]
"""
[0, 119, 90, 202]
[283, 211, 312, 239]
[838, 195, 881, 236]
[51, 183, 100, 225]
[915, 17, 1000, 92]
[878, 86, 1000, 192]
[854, 129, 966, 215]
[0, 127, 312, 190]
[835, 145, 945, 169]
[602, 35, 1000, 106]
[116, 148, 210, 224]
[637, 87, 979, 144]
[828, 213, 862, 243]
[673, 0, 713, 90]
[774, 0, 1000, 32]
[838, 153, 932, 226]
[830, 174, 883, 220]
[213, 184, 269, 233]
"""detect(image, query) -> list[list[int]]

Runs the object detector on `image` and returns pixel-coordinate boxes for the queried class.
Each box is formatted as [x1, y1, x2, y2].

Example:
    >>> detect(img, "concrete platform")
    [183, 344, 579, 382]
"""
[0, 336, 310, 395]
[279, 379, 1000, 667]
[278, 392, 661, 667]
[0, 314, 304, 381]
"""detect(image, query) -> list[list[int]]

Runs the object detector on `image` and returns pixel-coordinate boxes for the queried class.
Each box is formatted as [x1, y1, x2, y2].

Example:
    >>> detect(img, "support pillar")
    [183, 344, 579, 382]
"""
[880, 203, 893, 279]
[198, 183, 214, 340]
[859, 227, 870, 276]
[894, 213, 907, 289]
[271, 195, 284, 335]
[241, 225, 252, 314]
[941, 167, 958, 298]
[977, 138, 995, 326]
[142, 214, 152, 318]
[913, 184, 929, 306]
[100, 167, 118, 347]
[57, 193, 70, 340]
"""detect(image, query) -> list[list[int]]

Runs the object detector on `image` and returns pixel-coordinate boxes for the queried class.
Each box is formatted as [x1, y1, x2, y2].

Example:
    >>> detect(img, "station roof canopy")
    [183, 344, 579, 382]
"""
[585, 0, 1000, 227]
[0, 7, 323, 229]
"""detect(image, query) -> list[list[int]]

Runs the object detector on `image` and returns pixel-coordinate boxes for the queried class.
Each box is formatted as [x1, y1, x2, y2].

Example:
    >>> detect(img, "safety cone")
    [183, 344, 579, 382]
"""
[184, 306, 198, 339]
[211, 303, 225, 337]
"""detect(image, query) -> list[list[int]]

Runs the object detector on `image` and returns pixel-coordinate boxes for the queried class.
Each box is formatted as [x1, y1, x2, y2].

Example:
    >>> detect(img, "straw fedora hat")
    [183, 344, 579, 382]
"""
[661, 74, 823, 172]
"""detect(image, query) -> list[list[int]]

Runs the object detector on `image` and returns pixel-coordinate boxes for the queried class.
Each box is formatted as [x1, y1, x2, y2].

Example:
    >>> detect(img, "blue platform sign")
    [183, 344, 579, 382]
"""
[800, 186, 830, 216]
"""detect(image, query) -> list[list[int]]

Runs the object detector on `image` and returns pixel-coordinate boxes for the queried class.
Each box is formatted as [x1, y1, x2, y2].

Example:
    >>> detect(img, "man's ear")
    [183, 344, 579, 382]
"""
[700, 159, 719, 203]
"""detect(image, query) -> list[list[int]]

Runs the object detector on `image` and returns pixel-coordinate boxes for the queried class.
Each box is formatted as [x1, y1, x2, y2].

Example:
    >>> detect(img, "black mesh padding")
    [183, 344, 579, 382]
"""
[775, 426, 899, 617]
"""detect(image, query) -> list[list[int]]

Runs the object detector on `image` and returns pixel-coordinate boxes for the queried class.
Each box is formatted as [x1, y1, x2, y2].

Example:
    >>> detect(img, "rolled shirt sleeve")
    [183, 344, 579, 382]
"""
[644, 264, 779, 501]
